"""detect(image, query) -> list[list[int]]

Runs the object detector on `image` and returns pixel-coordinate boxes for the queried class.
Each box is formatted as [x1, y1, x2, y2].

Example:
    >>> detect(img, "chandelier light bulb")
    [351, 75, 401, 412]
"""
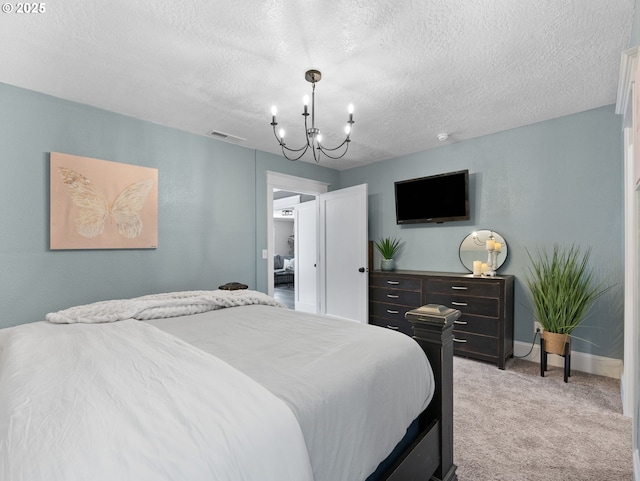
[279, 128, 285, 138]
[348, 104, 354, 114]
[317, 133, 322, 144]
[303, 95, 309, 106]
[271, 106, 277, 116]
[345, 125, 351, 135]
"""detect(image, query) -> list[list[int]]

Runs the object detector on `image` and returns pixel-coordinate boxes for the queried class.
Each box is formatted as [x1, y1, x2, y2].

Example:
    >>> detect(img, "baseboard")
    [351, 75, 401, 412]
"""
[635, 448, 639, 481]
[514, 341, 623, 379]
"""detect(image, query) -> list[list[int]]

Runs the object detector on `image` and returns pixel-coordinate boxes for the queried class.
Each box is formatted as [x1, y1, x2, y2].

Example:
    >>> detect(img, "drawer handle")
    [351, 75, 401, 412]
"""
[386, 294, 399, 299]
[386, 325, 399, 330]
[454, 320, 468, 325]
[451, 301, 468, 306]
[453, 338, 467, 343]
[386, 280, 400, 285]
[452, 286, 468, 290]
[386, 309, 399, 314]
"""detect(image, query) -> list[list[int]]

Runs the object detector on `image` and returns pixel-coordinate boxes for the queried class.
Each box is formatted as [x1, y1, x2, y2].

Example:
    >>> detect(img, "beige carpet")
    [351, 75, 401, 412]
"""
[453, 356, 633, 481]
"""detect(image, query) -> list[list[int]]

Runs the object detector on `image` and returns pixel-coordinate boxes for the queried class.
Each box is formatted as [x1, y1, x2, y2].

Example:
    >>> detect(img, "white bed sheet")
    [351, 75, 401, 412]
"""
[0, 319, 314, 481]
[147, 304, 435, 481]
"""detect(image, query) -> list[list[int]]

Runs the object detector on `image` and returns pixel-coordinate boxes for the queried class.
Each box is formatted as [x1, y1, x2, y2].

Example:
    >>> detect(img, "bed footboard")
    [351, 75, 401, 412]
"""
[374, 307, 457, 481]
[397, 307, 457, 481]
[383, 419, 441, 480]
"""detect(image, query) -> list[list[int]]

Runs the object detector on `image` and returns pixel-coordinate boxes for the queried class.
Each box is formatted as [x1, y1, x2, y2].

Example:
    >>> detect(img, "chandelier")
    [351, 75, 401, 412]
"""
[270, 69, 354, 163]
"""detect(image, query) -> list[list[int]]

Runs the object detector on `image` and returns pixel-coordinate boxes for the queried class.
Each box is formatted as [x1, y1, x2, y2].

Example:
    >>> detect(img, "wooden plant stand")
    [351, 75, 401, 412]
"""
[540, 334, 571, 383]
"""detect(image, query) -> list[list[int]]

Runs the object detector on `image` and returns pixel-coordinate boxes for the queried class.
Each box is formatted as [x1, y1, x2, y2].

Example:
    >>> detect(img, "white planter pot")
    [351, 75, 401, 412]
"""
[381, 259, 395, 271]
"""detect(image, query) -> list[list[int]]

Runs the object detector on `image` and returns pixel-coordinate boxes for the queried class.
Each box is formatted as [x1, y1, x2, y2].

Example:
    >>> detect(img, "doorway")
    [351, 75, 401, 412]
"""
[266, 172, 329, 311]
[266, 172, 369, 323]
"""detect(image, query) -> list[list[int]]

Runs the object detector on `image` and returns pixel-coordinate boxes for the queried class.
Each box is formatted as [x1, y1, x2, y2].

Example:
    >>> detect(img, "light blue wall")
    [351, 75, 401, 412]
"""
[339, 105, 624, 359]
[0, 82, 336, 328]
[630, 0, 640, 47]
[0, 82, 626, 361]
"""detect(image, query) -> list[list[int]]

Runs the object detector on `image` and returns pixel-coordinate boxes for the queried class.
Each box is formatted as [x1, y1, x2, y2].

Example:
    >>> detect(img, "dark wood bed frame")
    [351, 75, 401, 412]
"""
[378, 311, 457, 481]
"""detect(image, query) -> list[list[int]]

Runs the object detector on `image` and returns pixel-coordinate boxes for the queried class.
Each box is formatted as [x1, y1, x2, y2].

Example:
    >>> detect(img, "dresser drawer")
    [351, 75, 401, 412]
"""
[453, 315, 499, 337]
[426, 278, 500, 298]
[370, 315, 413, 336]
[370, 287, 421, 306]
[452, 331, 497, 358]
[427, 292, 499, 318]
[370, 302, 414, 322]
[370, 275, 422, 291]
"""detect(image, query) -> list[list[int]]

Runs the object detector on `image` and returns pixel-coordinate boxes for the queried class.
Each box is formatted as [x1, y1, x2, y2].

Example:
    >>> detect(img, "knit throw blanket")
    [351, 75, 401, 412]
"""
[46, 290, 286, 324]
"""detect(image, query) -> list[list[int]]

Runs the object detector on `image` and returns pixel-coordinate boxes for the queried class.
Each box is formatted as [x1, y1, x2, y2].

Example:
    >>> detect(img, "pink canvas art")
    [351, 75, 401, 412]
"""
[50, 152, 158, 250]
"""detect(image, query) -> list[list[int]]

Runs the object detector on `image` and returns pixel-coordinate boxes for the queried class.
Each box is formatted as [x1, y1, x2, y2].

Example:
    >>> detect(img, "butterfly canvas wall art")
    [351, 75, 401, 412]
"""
[50, 152, 158, 250]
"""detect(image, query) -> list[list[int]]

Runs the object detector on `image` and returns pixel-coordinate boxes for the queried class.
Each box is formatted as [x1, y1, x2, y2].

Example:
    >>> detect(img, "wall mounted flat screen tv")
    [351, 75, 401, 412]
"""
[394, 169, 469, 224]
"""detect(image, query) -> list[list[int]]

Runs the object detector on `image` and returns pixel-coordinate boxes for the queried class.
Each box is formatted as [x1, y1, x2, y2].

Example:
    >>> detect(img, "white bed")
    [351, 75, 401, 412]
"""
[0, 290, 436, 481]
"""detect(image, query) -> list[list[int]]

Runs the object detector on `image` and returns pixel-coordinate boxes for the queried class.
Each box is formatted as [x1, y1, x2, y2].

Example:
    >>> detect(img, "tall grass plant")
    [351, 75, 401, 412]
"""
[524, 244, 611, 335]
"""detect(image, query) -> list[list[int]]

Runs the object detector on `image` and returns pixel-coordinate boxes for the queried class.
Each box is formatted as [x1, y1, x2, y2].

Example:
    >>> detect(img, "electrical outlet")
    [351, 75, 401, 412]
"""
[534, 321, 542, 334]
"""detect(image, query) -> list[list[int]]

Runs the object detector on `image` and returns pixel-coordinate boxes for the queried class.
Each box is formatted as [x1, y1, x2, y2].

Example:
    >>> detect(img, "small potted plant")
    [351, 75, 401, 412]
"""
[375, 237, 403, 271]
[524, 244, 612, 356]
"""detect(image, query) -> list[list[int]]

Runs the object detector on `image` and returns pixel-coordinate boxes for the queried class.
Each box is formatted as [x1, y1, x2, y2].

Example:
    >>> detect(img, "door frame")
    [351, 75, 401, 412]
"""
[266, 171, 329, 299]
[616, 46, 639, 478]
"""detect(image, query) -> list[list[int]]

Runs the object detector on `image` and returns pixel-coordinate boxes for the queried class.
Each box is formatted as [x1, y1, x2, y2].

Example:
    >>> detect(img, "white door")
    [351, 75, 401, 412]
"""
[318, 184, 368, 323]
[294, 200, 317, 313]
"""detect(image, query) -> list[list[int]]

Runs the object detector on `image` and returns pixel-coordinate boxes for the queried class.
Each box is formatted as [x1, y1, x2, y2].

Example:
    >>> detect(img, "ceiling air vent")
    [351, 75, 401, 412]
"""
[208, 130, 246, 144]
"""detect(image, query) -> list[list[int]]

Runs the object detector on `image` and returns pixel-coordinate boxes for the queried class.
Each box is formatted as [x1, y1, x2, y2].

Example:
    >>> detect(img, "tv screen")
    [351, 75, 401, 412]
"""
[394, 170, 469, 224]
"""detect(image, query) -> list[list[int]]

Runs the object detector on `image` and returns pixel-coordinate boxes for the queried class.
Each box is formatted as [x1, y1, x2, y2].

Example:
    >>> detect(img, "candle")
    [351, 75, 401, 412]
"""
[486, 239, 495, 250]
[481, 263, 488, 273]
[473, 260, 482, 276]
[494, 242, 501, 252]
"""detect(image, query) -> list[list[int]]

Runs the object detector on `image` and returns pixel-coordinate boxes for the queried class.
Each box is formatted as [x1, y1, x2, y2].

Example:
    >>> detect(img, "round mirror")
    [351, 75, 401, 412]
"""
[459, 230, 508, 273]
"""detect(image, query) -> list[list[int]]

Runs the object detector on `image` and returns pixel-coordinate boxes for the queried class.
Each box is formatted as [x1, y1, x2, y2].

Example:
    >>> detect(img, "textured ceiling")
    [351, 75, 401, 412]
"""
[0, 0, 634, 170]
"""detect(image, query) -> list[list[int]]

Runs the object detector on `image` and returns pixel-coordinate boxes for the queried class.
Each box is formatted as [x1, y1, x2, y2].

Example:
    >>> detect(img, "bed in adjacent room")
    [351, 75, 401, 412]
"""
[0, 289, 456, 481]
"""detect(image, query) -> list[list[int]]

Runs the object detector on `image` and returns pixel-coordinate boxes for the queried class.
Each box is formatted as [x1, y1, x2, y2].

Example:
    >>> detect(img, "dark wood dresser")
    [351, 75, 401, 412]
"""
[369, 270, 515, 369]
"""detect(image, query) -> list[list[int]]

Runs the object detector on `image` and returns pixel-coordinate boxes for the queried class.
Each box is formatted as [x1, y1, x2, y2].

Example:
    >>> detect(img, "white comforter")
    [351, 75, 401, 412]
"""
[148, 304, 435, 481]
[0, 319, 314, 481]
